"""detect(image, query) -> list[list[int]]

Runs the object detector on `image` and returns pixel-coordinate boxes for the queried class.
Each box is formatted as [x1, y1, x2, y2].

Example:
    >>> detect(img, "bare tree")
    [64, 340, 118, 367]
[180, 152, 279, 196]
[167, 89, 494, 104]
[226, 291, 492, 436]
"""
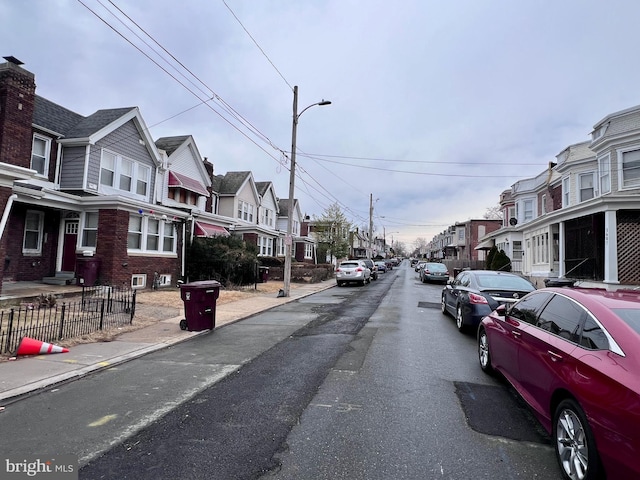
[483, 204, 503, 220]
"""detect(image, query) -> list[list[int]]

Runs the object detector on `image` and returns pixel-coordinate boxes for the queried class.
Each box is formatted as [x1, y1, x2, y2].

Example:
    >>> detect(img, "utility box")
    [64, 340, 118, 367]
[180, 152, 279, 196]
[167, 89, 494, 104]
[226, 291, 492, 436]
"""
[179, 280, 221, 331]
[76, 257, 101, 286]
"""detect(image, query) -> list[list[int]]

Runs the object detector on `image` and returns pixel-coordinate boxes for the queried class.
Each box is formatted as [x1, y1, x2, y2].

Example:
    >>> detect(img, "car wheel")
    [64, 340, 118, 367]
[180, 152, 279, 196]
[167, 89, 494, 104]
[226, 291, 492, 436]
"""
[456, 305, 466, 332]
[553, 399, 602, 480]
[478, 328, 493, 374]
[441, 295, 448, 316]
[336, 281, 343, 287]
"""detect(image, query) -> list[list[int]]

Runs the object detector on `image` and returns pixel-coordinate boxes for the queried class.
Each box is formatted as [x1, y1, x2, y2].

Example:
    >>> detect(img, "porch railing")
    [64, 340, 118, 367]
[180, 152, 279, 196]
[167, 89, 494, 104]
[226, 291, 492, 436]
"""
[0, 286, 136, 356]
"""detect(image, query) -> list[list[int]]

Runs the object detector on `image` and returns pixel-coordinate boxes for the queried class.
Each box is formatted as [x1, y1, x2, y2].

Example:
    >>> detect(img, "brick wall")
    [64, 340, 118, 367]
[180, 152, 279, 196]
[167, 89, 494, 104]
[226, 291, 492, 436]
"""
[95, 209, 182, 289]
[0, 63, 36, 170]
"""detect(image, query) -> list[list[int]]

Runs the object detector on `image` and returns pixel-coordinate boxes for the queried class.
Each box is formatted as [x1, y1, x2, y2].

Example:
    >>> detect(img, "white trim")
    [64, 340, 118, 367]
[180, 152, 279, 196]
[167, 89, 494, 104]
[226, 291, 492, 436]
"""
[617, 145, 640, 191]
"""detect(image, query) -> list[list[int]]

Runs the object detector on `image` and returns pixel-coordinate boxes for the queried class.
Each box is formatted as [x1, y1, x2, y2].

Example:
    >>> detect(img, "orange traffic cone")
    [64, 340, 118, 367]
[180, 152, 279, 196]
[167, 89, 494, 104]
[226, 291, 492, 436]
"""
[16, 337, 69, 356]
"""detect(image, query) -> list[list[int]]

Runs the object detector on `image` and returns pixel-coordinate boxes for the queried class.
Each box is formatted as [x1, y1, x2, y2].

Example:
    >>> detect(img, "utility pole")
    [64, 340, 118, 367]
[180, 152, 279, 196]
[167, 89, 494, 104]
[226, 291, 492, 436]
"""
[282, 86, 331, 297]
[368, 193, 373, 259]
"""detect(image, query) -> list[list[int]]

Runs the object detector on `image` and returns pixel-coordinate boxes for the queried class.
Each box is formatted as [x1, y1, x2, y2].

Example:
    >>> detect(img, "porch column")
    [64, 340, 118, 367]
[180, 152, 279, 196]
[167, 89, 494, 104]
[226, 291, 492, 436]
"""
[558, 221, 566, 277]
[603, 210, 619, 284]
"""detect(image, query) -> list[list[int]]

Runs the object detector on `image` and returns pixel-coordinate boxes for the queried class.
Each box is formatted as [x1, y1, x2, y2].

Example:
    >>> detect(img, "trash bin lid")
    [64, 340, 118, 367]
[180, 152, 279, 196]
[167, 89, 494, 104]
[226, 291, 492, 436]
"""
[180, 280, 222, 288]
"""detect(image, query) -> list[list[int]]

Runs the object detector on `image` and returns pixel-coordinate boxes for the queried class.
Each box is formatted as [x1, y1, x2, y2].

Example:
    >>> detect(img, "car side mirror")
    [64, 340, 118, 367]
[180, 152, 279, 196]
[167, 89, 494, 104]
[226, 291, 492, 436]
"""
[495, 304, 507, 317]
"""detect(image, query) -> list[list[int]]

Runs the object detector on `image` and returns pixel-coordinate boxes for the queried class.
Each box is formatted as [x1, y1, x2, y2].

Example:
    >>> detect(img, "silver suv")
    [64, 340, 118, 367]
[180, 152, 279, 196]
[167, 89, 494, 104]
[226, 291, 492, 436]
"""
[336, 260, 371, 286]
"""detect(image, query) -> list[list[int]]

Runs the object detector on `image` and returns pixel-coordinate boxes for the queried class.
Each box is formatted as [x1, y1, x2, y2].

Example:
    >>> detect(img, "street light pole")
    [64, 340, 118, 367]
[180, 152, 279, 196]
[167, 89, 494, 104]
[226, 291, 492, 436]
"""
[283, 86, 331, 297]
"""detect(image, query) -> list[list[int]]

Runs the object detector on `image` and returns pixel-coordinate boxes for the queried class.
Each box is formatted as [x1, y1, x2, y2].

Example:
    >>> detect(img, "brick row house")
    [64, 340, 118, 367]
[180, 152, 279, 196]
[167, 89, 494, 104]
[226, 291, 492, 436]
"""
[0, 57, 315, 294]
[470, 105, 640, 288]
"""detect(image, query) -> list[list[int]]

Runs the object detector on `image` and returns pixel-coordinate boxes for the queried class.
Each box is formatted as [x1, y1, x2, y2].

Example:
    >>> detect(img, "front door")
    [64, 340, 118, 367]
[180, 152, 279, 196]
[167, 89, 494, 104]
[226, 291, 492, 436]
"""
[61, 220, 79, 272]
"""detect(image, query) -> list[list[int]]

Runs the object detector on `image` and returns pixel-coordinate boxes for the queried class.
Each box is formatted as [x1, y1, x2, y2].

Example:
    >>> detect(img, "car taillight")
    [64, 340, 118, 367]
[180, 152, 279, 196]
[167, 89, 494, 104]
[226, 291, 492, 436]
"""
[469, 292, 489, 304]
[356, 267, 363, 272]
[336, 268, 342, 272]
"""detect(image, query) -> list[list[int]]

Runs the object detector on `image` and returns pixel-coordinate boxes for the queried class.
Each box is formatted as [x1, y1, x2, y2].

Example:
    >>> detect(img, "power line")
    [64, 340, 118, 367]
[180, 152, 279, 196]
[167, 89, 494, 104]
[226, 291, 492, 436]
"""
[222, 0, 293, 91]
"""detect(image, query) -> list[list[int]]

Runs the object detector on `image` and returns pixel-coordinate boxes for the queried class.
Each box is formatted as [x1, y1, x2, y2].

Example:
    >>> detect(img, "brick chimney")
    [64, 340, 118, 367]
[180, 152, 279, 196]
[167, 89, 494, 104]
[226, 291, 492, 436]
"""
[0, 56, 36, 169]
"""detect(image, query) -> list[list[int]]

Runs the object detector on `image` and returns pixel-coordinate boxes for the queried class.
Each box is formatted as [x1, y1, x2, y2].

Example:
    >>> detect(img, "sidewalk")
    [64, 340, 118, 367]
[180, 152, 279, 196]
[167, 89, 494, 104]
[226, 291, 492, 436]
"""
[0, 279, 336, 405]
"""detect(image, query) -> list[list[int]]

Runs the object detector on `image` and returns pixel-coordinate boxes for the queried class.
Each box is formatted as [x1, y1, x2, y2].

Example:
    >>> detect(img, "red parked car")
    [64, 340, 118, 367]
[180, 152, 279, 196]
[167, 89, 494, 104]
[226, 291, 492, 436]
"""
[478, 287, 640, 480]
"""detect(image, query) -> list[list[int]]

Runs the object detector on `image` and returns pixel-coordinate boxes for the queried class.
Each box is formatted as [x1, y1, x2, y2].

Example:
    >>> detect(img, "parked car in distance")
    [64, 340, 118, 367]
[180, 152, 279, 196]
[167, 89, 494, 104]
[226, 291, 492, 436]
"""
[336, 260, 371, 287]
[375, 261, 387, 273]
[359, 258, 378, 280]
[419, 262, 449, 284]
[441, 270, 536, 332]
[384, 259, 394, 270]
[414, 261, 426, 272]
[478, 287, 640, 480]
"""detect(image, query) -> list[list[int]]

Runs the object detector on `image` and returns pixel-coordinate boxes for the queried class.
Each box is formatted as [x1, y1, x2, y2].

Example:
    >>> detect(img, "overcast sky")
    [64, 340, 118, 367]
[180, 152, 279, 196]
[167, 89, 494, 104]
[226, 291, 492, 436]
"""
[3, 0, 640, 250]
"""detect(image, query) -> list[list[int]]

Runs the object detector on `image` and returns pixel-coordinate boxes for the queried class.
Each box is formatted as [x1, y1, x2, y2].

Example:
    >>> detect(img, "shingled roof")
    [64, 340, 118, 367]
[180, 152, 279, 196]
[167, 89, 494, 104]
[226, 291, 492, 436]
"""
[65, 107, 136, 138]
[33, 96, 84, 136]
[216, 171, 252, 195]
[155, 136, 190, 156]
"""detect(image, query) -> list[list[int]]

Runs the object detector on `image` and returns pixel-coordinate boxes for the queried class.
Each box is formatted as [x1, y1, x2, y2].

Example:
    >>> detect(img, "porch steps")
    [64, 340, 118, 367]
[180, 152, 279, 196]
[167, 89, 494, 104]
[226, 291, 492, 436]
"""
[42, 271, 76, 286]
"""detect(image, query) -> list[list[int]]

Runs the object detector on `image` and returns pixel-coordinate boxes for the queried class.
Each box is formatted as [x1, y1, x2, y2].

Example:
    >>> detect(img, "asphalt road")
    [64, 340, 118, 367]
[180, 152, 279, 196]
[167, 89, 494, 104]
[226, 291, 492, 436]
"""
[0, 263, 563, 479]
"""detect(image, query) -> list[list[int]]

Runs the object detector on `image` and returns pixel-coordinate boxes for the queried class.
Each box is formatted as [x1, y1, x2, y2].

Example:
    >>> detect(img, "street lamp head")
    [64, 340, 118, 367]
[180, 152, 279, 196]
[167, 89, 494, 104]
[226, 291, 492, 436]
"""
[318, 100, 331, 106]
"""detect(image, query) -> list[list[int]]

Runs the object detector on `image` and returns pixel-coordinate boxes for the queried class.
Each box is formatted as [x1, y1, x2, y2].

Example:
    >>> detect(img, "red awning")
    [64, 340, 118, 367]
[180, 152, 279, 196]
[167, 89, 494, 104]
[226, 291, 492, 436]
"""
[195, 221, 229, 237]
[168, 171, 209, 196]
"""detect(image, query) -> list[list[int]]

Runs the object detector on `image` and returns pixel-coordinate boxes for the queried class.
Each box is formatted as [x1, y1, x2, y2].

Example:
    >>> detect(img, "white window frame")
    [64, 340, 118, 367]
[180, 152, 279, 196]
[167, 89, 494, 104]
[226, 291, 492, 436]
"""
[505, 206, 516, 227]
[579, 172, 596, 202]
[237, 201, 255, 222]
[99, 149, 151, 200]
[523, 198, 534, 222]
[127, 214, 177, 254]
[131, 274, 147, 289]
[541, 194, 547, 214]
[617, 146, 640, 190]
[23, 210, 44, 255]
[304, 243, 313, 259]
[276, 237, 285, 256]
[31, 134, 51, 176]
[562, 176, 571, 207]
[257, 236, 273, 256]
[261, 208, 274, 227]
[598, 154, 611, 195]
[155, 273, 172, 287]
[81, 212, 99, 248]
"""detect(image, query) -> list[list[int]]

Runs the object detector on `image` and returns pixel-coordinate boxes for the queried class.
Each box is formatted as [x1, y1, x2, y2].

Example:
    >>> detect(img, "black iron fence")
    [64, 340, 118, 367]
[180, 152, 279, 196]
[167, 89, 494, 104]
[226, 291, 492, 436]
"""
[0, 286, 136, 355]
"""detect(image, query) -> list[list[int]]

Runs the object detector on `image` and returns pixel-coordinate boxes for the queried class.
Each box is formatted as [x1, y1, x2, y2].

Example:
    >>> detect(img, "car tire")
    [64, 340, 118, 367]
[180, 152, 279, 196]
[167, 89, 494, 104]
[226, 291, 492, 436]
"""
[336, 281, 343, 287]
[456, 305, 466, 332]
[478, 328, 493, 374]
[553, 399, 602, 480]
[441, 295, 448, 316]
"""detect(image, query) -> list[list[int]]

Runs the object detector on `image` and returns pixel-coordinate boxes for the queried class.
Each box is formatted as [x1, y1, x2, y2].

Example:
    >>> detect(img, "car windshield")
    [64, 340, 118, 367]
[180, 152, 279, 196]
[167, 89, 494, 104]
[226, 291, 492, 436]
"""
[426, 264, 447, 271]
[612, 308, 640, 334]
[475, 274, 533, 290]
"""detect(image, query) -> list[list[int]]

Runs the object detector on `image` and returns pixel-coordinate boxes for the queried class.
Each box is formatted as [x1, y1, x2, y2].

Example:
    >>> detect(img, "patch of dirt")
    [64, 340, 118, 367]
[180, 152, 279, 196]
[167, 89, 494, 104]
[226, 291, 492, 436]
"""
[1, 282, 290, 359]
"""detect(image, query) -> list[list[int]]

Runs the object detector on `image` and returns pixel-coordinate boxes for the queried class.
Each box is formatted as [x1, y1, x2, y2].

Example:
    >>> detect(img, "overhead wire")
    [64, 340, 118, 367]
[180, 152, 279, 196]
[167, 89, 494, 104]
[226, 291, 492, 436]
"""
[78, 0, 284, 165]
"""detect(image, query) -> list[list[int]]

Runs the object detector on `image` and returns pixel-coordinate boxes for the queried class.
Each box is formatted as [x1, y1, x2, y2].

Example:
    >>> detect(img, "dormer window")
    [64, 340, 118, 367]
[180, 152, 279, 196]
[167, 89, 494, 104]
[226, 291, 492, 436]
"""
[31, 134, 50, 176]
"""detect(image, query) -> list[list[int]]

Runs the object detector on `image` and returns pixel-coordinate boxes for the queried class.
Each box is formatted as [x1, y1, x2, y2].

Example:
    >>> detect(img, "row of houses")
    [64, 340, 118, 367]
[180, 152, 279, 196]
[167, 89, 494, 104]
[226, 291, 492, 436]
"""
[424, 103, 640, 289]
[0, 57, 325, 294]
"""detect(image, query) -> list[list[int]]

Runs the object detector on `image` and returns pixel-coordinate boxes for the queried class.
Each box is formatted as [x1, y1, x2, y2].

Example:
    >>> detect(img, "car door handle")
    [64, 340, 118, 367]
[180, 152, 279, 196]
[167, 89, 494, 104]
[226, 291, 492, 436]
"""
[511, 330, 521, 339]
[548, 350, 563, 362]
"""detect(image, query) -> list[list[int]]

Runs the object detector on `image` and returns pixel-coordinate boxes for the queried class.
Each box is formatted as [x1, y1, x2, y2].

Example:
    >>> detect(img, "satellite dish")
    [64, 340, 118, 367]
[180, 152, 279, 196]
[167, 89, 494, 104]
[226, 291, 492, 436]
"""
[509, 217, 518, 226]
